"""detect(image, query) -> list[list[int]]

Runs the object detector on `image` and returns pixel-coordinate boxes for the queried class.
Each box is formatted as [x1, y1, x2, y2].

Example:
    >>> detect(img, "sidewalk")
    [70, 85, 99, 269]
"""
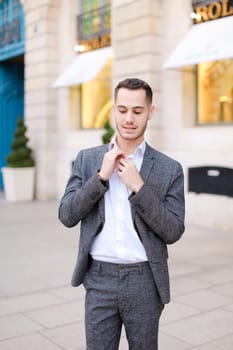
[0, 199, 233, 349]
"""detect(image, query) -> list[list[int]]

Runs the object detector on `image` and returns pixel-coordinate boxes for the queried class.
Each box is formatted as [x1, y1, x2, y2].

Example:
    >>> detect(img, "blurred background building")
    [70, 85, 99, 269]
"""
[0, 0, 232, 228]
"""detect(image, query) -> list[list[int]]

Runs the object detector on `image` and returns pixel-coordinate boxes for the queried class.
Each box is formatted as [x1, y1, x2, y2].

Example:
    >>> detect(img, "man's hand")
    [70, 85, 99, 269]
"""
[118, 158, 144, 193]
[99, 148, 125, 180]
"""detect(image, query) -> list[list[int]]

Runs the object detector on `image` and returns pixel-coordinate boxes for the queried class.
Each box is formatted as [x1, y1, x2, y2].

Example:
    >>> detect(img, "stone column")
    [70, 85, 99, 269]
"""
[112, 0, 163, 142]
[23, 0, 59, 200]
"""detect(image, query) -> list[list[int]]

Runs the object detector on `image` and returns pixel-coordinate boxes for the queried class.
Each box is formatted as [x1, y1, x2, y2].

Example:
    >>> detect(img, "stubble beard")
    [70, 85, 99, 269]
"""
[116, 122, 148, 143]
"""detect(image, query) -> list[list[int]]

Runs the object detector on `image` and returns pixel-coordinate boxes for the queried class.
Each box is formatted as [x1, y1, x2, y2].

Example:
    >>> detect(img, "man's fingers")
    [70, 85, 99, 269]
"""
[115, 149, 125, 159]
[100, 149, 126, 180]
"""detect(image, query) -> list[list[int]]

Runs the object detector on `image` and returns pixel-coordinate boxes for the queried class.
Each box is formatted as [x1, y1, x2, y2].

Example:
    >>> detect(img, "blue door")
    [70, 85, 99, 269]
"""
[0, 60, 24, 189]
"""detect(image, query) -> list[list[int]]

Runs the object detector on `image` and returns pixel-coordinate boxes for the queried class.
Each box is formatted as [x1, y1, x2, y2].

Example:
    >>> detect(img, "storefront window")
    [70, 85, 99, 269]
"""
[81, 57, 112, 129]
[197, 58, 233, 124]
[78, 0, 111, 45]
[77, 0, 112, 129]
[0, 0, 24, 50]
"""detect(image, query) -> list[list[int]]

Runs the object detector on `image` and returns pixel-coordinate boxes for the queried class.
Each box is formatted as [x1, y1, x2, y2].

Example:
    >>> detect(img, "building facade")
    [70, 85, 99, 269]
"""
[0, 0, 232, 228]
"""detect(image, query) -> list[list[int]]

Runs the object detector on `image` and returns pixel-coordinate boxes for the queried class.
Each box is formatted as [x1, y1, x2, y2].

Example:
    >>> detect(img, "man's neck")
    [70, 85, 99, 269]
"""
[116, 136, 144, 156]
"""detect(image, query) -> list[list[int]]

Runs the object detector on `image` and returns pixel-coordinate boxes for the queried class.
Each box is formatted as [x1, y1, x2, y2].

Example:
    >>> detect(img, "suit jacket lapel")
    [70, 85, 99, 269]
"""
[95, 144, 109, 172]
[95, 144, 109, 223]
[140, 143, 155, 182]
[130, 144, 154, 222]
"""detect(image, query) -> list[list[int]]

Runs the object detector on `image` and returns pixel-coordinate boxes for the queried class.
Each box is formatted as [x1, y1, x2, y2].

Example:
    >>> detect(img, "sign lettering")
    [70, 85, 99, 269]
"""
[193, 0, 233, 23]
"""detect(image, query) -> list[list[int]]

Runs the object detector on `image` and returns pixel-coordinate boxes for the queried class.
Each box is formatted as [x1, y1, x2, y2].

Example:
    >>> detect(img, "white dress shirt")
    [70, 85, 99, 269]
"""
[90, 138, 148, 263]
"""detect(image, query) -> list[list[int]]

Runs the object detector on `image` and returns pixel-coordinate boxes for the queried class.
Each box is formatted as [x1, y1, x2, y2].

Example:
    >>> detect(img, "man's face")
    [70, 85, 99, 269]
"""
[113, 88, 154, 143]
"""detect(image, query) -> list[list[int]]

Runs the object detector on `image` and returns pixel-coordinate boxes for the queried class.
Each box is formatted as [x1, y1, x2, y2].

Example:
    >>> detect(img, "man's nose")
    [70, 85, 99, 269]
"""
[125, 111, 134, 123]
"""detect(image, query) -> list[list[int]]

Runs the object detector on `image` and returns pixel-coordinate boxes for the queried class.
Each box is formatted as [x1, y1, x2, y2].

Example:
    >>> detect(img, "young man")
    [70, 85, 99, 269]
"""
[59, 78, 185, 350]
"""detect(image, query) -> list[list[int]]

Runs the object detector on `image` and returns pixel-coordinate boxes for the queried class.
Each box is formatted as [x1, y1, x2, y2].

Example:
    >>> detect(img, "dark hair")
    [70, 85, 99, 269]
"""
[114, 78, 153, 104]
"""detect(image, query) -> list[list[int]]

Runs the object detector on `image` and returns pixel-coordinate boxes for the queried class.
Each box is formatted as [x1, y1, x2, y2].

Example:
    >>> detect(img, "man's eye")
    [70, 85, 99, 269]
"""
[119, 109, 127, 113]
[134, 111, 142, 115]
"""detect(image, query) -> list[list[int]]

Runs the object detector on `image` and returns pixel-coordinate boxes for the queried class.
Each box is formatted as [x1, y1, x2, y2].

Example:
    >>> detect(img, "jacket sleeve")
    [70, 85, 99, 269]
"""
[129, 162, 185, 244]
[58, 151, 108, 228]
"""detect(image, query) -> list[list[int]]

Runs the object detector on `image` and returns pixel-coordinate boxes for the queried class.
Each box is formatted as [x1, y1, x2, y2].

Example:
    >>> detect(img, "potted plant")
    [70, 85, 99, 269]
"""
[2, 117, 35, 202]
[102, 119, 114, 144]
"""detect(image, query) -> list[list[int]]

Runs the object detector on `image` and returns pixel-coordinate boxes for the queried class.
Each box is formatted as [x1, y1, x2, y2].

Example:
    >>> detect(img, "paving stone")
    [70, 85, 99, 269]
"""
[0, 333, 61, 350]
[224, 303, 233, 312]
[42, 322, 130, 350]
[190, 333, 233, 350]
[38, 265, 75, 289]
[0, 292, 64, 317]
[0, 290, 5, 297]
[25, 301, 84, 328]
[119, 335, 128, 349]
[0, 314, 42, 341]
[159, 332, 192, 350]
[161, 309, 233, 346]
[193, 266, 233, 285]
[170, 276, 212, 297]
[174, 290, 233, 311]
[50, 285, 85, 302]
[41, 322, 86, 349]
[191, 254, 233, 268]
[160, 301, 200, 325]
[212, 282, 233, 298]
[168, 262, 202, 278]
[1, 201, 233, 348]
[118, 327, 128, 349]
[0, 274, 49, 297]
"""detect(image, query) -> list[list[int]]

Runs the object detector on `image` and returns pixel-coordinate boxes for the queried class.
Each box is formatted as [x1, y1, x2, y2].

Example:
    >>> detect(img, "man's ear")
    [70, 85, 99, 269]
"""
[148, 104, 155, 120]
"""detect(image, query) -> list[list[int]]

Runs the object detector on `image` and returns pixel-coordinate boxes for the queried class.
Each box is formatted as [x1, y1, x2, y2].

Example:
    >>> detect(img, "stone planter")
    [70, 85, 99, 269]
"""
[2, 167, 35, 202]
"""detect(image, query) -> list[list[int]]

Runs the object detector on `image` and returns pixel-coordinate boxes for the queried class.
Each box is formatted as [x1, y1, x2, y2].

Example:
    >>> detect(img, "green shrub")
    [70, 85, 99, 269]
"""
[6, 117, 35, 168]
[102, 120, 114, 144]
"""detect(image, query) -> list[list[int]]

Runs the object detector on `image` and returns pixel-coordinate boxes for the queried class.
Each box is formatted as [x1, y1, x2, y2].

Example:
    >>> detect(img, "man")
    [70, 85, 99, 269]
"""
[59, 78, 185, 350]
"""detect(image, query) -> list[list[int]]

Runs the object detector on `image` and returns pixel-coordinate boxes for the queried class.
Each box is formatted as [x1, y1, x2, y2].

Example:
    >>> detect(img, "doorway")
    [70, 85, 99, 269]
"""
[0, 55, 24, 189]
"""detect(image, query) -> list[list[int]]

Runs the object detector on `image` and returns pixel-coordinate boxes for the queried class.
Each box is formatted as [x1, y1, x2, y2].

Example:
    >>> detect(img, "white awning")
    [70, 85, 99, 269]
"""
[163, 16, 233, 69]
[53, 46, 112, 88]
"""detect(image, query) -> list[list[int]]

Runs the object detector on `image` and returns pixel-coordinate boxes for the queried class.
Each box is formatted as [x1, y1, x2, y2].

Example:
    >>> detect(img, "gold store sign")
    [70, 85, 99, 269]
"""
[193, 0, 233, 23]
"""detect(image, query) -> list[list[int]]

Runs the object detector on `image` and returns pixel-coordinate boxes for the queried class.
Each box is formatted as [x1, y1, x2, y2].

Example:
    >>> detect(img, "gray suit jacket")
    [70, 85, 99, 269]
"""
[59, 143, 185, 304]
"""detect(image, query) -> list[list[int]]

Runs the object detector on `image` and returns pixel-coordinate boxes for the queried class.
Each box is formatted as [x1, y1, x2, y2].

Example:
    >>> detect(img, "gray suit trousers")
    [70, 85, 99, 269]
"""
[83, 260, 164, 350]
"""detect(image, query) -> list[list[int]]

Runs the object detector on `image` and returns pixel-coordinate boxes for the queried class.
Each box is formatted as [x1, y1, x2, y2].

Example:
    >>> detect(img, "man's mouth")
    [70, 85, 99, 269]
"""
[123, 126, 136, 130]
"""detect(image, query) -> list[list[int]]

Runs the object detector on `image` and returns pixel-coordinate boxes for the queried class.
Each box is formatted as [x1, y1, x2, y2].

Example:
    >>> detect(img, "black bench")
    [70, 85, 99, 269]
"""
[188, 166, 233, 197]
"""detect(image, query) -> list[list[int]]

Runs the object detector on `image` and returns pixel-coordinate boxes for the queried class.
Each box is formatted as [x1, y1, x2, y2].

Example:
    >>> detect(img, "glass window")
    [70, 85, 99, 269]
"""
[197, 59, 233, 124]
[80, 58, 112, 129]
[81, 0, 110, 12]
[0, 0, 23, 48]
[76, 0, 112, 130]
[79, 0, 111, 41]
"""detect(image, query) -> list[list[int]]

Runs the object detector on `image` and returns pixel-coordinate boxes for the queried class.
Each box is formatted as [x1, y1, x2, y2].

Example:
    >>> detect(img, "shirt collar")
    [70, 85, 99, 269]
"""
[109, 136, 117, 150]
[109, 135, 146, 157]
